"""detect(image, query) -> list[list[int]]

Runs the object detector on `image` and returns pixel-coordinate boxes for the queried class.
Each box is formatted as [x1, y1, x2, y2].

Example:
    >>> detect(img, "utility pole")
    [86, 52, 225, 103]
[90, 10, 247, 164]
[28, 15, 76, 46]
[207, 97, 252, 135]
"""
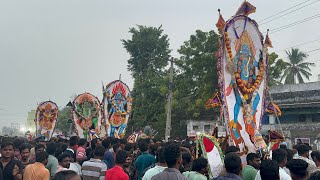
[165, 58, 174, 142]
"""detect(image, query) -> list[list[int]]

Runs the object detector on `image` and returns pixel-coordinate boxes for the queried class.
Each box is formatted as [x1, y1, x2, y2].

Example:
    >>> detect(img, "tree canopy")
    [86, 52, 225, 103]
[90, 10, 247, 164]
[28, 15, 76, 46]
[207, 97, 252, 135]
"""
[267, 52, 287, 87]
[122, 25, 171, 137]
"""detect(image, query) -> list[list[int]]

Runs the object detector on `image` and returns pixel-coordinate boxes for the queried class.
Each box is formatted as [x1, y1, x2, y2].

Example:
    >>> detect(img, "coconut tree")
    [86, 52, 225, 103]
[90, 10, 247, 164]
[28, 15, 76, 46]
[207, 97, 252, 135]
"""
[281, 48, 315, 84]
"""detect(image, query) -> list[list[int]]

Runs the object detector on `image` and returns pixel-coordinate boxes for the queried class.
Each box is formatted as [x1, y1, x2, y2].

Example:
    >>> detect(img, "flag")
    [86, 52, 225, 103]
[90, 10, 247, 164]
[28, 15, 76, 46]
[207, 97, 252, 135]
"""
[216, 9, 226, 33]
[235, 1, 256, 16]
[264, 33, 273, 48]
[205, 92, 222, 109]
[266, 102, 281, 116]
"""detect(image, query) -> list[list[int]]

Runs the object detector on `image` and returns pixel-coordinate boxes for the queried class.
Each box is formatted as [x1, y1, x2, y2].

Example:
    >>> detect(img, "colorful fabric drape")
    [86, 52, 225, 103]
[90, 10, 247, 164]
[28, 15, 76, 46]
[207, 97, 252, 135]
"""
[72, 93, 103, 140]
[35, 101, 58, 141]
[103, 80, 132, 138]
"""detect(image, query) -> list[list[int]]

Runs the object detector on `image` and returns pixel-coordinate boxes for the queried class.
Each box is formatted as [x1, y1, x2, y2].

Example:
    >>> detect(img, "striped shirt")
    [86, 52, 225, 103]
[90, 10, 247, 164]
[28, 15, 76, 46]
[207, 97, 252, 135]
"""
[81, 158, 108, 180]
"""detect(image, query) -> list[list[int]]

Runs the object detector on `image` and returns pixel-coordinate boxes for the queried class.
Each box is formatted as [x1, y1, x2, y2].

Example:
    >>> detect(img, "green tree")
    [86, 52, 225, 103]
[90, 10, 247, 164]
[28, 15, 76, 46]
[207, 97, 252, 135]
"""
[122, 25, 171, 138]
[281, 48, 315, 84]
[267, 52, 288, 87]
[171, 30, 219, 137]
[56, 106, 72, 133]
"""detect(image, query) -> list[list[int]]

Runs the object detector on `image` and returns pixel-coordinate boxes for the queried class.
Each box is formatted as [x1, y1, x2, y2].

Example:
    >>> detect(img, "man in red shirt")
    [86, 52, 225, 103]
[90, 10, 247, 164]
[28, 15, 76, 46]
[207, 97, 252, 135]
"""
[105, 150, 129, 180]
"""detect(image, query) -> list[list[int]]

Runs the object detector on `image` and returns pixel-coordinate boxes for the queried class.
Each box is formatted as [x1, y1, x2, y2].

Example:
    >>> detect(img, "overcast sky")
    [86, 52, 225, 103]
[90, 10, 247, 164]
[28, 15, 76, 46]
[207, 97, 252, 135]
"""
[0, 0, 319, 129]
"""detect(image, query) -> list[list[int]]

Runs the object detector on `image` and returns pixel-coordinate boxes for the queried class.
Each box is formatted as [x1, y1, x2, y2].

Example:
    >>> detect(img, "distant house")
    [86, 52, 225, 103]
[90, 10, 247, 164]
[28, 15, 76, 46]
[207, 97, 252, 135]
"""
[265, 81, 320, 149]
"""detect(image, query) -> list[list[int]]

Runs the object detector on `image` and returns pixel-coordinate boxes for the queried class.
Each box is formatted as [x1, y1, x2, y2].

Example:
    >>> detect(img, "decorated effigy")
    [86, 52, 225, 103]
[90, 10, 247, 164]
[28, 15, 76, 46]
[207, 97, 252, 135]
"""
[217, 1, 271, 159]
[35, 101, 58, 141]
[103, 80, 132, 138]
[196, 133, 224, 179]
[72, 93, 103, 140]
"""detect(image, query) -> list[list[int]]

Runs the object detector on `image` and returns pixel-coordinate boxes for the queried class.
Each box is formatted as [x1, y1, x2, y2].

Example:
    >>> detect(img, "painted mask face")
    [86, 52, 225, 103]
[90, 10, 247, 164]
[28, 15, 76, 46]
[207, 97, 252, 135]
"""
[241, 44, 250, 58]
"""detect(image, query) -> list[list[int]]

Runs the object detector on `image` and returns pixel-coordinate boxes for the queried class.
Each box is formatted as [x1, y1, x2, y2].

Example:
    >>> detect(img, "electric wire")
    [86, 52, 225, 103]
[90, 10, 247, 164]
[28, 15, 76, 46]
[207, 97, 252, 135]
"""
[259, 0, 314, 22]
[260, 0, 320, 25]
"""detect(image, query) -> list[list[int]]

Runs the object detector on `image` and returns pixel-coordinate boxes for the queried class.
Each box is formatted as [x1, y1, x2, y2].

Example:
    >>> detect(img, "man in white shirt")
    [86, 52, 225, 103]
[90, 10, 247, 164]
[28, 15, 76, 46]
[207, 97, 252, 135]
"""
[255, 148, 291, 180]
[272, 148, 292, 180]
[143, 148, 167, 180]
[294, 144, 317, 174]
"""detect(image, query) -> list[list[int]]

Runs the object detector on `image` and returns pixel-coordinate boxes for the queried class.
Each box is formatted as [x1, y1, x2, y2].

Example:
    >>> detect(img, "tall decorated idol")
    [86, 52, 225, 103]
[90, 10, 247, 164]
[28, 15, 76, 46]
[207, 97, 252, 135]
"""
[72, 92, 103, 140]
[217, 1, 271, 161]
[35, 101, 59, 141]
[103, 80, 132, 138]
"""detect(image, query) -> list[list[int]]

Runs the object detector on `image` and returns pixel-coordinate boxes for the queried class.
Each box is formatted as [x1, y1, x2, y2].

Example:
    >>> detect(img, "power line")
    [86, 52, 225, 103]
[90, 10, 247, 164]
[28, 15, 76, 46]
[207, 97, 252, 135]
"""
[274, 38, 320, 52]
[268, 14, 320, 34]
[260, 0, 320, 25]
[259, 0, 314, 22]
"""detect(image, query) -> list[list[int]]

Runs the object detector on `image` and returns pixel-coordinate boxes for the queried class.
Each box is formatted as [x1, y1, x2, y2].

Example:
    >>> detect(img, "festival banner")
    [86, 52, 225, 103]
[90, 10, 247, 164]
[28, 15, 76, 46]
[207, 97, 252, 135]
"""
[217, 1, 269, 159]
[103, 80, 132, 138]
[72, 93, 103, 140]
[35, 101, 58, 141]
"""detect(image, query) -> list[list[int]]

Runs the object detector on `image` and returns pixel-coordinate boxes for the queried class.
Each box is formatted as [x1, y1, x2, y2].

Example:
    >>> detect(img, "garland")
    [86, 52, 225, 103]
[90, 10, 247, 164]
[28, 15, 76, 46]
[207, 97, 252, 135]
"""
[224, 31, 265, 100]
[196, 133, 224, 179]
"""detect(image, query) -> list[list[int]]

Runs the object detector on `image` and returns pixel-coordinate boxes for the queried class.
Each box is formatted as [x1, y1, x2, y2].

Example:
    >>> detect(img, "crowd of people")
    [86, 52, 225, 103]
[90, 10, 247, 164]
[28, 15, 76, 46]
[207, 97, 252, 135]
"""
[1, 135, 320, 180]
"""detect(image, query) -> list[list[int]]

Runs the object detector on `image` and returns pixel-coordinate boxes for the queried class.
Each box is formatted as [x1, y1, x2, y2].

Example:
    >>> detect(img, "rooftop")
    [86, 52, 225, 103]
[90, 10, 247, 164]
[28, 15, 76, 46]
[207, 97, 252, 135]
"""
[270, 81, 320, 109]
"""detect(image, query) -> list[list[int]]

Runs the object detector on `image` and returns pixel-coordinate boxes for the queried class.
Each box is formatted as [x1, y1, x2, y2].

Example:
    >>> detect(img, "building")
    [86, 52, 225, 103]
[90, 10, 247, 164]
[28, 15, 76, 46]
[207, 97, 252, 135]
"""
[25, 110, 36, 133]
[265, 81, 320, 149]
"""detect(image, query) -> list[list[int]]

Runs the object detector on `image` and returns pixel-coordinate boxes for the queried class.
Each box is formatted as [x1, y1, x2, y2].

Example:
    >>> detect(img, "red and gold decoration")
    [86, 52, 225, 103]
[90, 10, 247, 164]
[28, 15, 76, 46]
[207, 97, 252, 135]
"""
[35, 101, 58, 141]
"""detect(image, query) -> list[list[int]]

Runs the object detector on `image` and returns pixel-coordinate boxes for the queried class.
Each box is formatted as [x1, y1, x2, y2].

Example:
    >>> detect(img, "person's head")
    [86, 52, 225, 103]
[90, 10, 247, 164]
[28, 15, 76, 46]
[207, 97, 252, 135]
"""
[182, 152, 192, 166]
[113, 143, 121, 153]
[19, 143, 31, 161]
[120, 139, 127, 150]
[157, 147, 166, 164]
[53, 170, 81, 180]
[224, 152, 242, 175]
[297, 139, 302, 144]
[138, 140, 149, 152]
[124, 143, 134, 153]
[225, 145, 240, 156]
[36, 151, 49, 165]
[94, 145, 105, 159]
[58, 153, 71, 169]
[102, 139, 111, 149]
[287, 159, 309, 180]
[46, 142, 57, 155]
[285, 148, 294, 162]
[246, 153, 261, 169]
[123, 154, 132, 167]
[1, 141, 15, 158]
[311, 151, 320, 167]
[164, 143, 181, 169]
[260, 160, 279, 180]
[69, 136, 79, 147]
[78, 138, 87, 148]
[115, 150, 128, 165]
[309, 171, 320, 180]
[91, 138, 101, 149]
[297, 144, 310, 158]
[272, 148, 288, 168]
[192, 157, 209, 175]
[35, 144, 45, 154]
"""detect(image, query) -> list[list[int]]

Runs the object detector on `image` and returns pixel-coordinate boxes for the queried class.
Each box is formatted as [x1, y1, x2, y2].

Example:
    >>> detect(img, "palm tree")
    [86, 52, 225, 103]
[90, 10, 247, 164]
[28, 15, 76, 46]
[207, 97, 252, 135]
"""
[281, 48, 315, 84]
